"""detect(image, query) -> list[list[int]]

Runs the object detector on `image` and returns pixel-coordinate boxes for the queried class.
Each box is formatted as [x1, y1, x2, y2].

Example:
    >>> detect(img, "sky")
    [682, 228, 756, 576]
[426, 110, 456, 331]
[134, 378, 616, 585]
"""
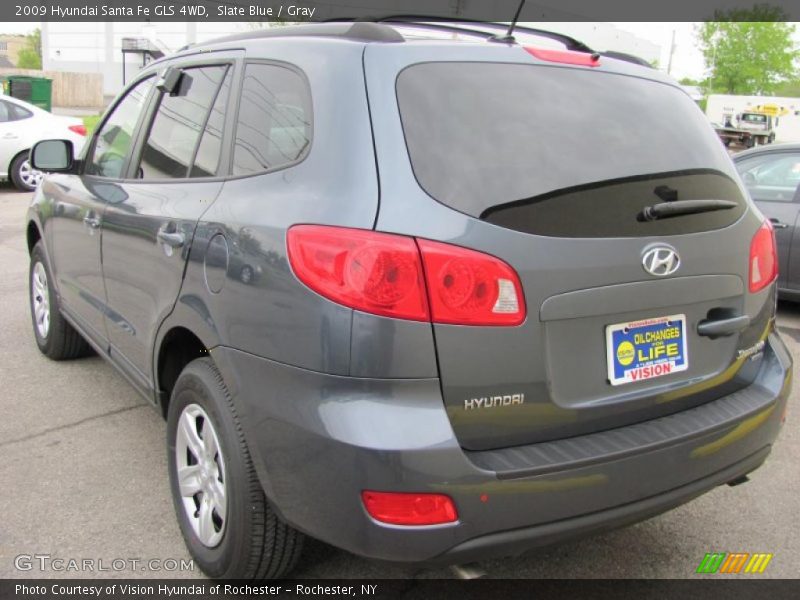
[611, 22, 705, 80]
[0, 22, 38, 35]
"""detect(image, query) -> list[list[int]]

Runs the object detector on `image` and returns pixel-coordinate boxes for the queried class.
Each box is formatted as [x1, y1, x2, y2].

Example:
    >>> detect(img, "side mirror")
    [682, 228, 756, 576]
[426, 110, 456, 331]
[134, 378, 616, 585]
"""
[31, 140, 75, 173]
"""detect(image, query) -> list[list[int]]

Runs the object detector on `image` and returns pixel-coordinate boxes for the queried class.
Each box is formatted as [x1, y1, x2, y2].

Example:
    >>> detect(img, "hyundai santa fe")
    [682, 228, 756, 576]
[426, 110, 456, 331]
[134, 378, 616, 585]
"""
[25, 21, 791, 579]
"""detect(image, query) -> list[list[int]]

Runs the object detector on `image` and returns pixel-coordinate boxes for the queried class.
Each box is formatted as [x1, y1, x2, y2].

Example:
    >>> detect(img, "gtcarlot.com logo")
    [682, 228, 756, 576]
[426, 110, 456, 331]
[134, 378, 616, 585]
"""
[696, 552, 773, 574]
[14, 554, 194, 573]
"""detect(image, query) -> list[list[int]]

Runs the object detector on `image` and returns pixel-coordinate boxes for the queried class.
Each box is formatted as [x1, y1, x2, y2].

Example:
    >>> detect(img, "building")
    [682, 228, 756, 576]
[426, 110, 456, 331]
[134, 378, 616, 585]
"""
[42, 22, 253, 99]
[0, 34, 27, 67]
[41, 21, 661, 101]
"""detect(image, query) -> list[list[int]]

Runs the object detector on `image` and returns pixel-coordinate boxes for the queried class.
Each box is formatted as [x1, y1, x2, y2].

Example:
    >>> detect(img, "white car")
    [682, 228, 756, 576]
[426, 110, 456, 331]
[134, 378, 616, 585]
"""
[0, 94, 87, 191]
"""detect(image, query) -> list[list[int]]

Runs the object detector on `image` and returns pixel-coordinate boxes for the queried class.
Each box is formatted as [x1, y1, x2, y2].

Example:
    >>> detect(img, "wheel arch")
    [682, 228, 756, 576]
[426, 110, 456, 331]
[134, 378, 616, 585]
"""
[26, 219, 42, 255]
[9, 148, 30, 175]
[155, 325, 211, 419]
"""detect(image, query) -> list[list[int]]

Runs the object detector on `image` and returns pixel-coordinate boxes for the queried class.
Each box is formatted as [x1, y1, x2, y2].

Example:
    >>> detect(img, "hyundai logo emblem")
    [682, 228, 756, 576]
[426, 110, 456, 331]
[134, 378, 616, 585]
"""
[642, 246, 680, 277]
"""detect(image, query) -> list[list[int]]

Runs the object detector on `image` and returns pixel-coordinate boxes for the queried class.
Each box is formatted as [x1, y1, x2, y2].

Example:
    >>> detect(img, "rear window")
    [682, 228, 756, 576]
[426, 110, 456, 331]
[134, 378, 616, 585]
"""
[396, 62, 747, 237]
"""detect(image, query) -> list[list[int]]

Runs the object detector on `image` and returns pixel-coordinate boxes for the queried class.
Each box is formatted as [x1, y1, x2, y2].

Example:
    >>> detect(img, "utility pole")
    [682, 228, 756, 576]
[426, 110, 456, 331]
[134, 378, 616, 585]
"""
[667, 28, 676, 74]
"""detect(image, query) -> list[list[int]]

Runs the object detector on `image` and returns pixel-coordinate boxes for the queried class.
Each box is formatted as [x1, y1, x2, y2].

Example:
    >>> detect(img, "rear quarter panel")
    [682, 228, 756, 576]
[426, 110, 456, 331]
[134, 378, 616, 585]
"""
[158, 39, 381, 376]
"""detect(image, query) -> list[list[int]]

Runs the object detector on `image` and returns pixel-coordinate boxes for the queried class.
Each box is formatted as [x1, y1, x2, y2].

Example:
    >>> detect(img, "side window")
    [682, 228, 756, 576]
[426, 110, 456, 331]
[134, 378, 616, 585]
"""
[190, 68, 232, 178]
[0, 100, 32, 122]
[9, 104, 33, 120]
[737, 154, 800, 202]
[86, 76, 154, 178]
[137, 65, 227, 180]
[232, 63, 311, 176]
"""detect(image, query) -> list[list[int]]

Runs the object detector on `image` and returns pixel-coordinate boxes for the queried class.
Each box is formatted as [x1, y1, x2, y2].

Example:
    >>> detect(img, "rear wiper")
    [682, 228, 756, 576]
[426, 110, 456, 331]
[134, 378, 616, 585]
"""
[638, 199, 738, 222]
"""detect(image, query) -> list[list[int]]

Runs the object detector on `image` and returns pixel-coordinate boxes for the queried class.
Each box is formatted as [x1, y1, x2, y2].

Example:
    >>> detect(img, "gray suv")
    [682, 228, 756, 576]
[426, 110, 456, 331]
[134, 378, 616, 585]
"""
[25, 21, 791, 579]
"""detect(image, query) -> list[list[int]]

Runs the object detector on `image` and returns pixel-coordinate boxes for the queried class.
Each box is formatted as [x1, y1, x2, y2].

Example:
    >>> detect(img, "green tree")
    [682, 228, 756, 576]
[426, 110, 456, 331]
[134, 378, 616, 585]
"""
[16, 28, 41, 69]
[696, 6, 798, 95]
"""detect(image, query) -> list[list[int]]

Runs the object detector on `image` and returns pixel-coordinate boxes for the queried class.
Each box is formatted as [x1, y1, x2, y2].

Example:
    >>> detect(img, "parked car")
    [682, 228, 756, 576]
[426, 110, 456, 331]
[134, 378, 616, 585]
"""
[25, 21, 791, 579]
[734, 142, 800, 299]
[0, 94, 86, 191]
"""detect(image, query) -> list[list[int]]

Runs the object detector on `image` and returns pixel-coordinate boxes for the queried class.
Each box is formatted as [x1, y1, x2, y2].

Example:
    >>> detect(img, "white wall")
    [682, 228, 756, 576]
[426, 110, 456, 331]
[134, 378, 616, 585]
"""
[42, 22, 250, 98]
[706, 94, 800, 143]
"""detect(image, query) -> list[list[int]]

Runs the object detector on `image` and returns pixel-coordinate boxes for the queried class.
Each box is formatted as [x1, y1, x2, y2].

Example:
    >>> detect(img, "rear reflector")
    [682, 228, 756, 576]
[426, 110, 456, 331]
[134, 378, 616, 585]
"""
[361, 491, 457, 525]
[287, 225, 526, 326]
[68, 124, 87, 136]
[749, 220, 778, 293]
[525, 47, 600, 67]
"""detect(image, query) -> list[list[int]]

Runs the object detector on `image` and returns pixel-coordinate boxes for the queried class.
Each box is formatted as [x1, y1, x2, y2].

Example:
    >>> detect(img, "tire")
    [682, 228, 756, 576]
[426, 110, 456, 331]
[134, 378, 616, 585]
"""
[29, 241, 93, 360]
[745, 137, 756, 148]
[10, 152, 42, 192]
[167, 358, 304, 579]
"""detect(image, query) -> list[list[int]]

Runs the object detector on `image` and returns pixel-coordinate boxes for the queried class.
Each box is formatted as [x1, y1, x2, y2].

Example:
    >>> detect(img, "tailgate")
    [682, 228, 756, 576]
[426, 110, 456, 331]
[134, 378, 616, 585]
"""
[366, 44, 775, 450]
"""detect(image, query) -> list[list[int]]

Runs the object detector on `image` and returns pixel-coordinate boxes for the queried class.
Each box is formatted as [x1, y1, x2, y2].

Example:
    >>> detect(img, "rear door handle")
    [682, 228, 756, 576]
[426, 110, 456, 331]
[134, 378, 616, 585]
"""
[697, 315, 750, 338]
[769, 218, 789, 229]
[157, 227, 185, 248]
[83, 214, 101, 229]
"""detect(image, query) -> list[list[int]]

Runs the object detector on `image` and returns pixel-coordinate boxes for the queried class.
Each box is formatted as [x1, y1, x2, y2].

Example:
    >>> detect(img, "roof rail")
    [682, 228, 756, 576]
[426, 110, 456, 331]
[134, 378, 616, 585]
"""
[198, 22, 404, 47]
[597, 50, 654, 68]
[328, 15, 595, 53]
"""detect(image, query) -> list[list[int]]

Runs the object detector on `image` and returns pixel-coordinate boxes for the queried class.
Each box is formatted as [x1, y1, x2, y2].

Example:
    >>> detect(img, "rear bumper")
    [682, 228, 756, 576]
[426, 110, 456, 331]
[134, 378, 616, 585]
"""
[440, 445, 771, 565]
[211, 332, 791, 564]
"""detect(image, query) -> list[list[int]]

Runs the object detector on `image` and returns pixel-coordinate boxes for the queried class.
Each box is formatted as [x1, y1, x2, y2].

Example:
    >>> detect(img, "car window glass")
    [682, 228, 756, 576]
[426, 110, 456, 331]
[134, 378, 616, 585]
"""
[86, 76, 154, 178]
[232, 63, 311, 176]
[10, 104, 33, 120]
[736, 153, 800, 202]
[136, 65, 227, 180]
[0, 100, 32, 122]
[190, 68, 232, 178]
[396, 62, 745, 238]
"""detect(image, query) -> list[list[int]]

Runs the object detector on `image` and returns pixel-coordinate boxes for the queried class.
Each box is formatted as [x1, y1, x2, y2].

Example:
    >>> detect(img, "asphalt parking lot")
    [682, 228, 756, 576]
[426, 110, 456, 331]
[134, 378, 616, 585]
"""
[1, 183, 798, 579]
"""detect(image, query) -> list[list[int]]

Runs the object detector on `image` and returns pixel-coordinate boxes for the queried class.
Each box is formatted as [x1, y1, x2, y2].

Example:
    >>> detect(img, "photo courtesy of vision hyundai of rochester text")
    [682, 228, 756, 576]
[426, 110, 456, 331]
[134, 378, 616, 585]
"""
[24, 20, 791, 579]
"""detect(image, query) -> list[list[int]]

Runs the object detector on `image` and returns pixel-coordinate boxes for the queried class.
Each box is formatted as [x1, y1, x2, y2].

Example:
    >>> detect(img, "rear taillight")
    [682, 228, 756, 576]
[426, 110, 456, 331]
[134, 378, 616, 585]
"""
[68, 124, 87, 136]
[749, 220, 778, 293]
[286, 225, 429, 321]
[417, 239, 525, 326]
[286, 226, 526, 326]
[361, 491, 457, 525]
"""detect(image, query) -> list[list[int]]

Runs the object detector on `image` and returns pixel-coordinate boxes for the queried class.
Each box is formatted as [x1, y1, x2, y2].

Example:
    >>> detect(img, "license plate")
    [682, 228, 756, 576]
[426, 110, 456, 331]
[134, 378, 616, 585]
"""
[606, 314, 688, 386]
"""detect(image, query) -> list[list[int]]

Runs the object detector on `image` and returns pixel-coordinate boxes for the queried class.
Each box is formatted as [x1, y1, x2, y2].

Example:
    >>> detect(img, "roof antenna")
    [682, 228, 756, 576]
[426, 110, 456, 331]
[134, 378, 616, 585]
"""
[489, 0, 527, 44]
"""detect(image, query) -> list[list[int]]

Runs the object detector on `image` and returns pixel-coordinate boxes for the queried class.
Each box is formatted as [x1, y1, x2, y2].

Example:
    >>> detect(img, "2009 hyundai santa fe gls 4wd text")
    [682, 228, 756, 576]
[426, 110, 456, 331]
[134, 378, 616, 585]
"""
[25, 21, 792, 579]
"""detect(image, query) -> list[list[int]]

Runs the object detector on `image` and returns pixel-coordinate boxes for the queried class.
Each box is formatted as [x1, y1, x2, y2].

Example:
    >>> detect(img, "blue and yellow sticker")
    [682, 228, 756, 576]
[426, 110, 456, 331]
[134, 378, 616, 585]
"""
[606, 314, 688, 386]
